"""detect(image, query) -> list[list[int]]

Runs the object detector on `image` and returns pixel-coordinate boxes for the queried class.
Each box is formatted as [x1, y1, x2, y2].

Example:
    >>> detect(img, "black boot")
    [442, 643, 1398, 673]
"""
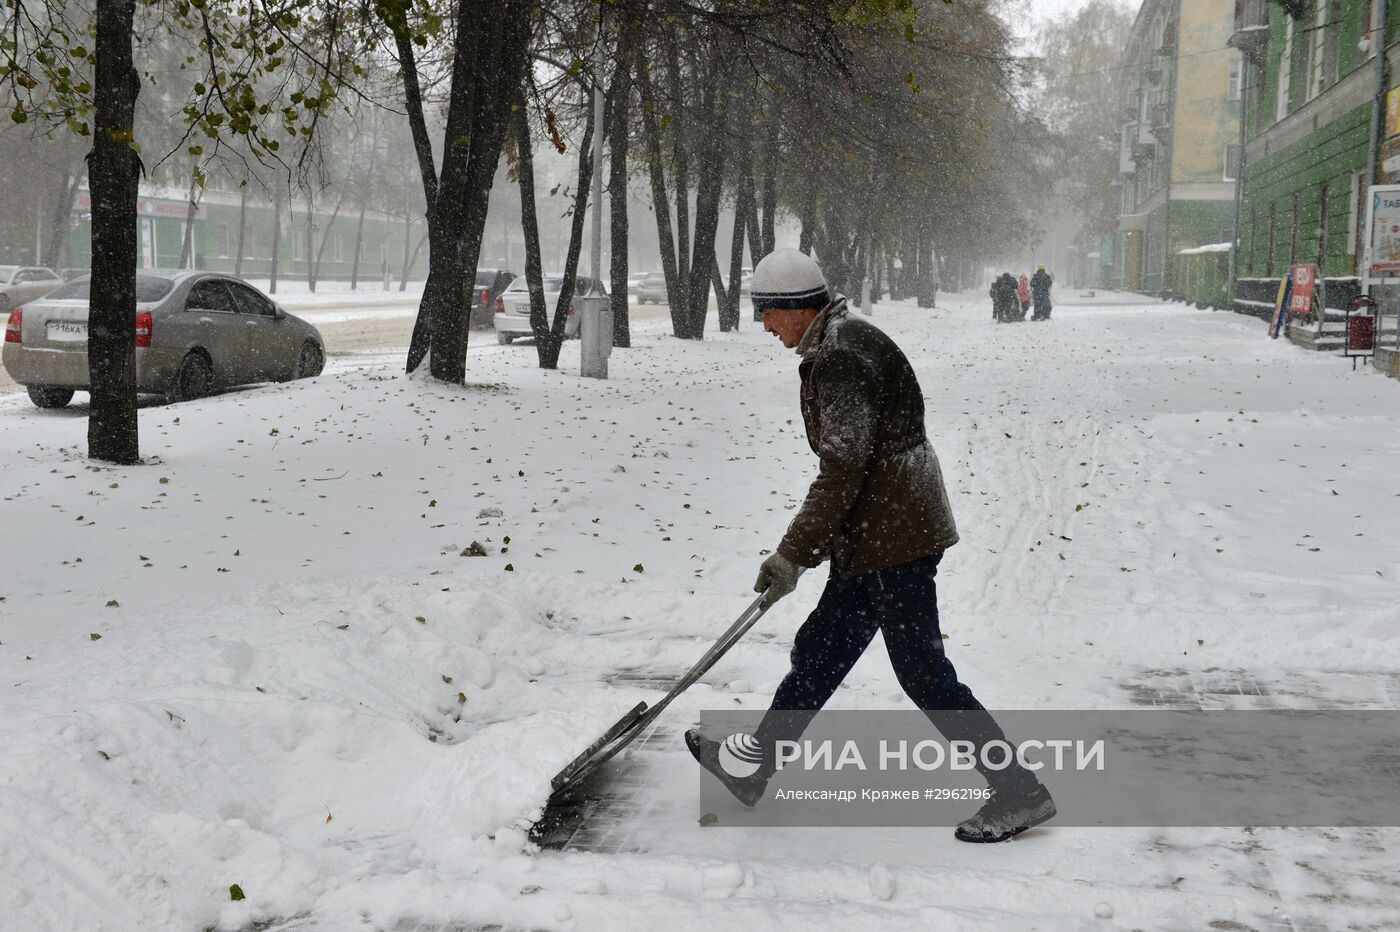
[954, 784, 1056, 843]
[685, 729, 769, 808]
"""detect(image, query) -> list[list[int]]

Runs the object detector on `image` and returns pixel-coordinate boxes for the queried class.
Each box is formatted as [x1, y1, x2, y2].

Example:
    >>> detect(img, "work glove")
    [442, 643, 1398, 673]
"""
[754, 552, 803, 608]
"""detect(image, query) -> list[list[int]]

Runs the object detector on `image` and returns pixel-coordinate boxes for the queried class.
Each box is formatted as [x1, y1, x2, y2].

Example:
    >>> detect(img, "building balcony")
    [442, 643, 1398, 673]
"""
[1228, 0, 1269, 65]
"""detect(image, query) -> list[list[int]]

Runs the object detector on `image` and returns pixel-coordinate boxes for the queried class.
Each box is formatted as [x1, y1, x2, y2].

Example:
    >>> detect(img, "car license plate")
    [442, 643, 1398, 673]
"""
[46, 320, 88, 342]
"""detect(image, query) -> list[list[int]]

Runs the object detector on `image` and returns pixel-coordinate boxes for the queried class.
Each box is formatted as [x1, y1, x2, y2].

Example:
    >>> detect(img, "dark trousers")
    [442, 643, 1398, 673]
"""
[754, 553, 1038, 794]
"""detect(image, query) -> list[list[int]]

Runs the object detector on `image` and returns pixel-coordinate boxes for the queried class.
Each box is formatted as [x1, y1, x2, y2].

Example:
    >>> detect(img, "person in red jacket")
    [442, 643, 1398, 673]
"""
[1017, 274, 1031, 320]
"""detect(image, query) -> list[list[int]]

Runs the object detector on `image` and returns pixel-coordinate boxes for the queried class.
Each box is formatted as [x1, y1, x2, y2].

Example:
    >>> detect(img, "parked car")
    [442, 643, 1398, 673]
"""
[493, 274, 608, 344]
[469, 268, 515, 330]
[627, 271, 649, 292]
[3, 269, 325, 408]
[0, 266, 65, 312]
[636, 271, 668, 305]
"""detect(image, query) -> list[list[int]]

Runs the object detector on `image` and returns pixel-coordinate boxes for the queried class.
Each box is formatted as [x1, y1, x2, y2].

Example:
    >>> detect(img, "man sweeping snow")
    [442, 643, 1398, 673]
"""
[686, 248, 1056, 843]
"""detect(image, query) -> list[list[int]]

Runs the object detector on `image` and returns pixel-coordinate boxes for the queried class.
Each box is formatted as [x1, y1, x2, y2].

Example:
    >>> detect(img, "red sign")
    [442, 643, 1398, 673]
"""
[1347, 315, 1375, 353]
[1288, 264, 1316, 314]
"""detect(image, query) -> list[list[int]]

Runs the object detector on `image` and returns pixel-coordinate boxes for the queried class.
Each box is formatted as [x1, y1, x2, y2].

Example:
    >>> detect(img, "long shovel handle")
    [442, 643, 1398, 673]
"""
[677, 592, 768, 686]
[547, 592, 772, 796]
[645, 592, 769, 722]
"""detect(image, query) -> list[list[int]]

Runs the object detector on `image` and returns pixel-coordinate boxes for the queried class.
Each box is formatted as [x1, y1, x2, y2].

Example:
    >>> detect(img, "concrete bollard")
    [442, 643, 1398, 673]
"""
[578, 295, 612, 379]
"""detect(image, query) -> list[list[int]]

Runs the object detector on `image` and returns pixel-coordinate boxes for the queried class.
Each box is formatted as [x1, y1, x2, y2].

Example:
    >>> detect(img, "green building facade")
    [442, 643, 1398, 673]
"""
[1231, 0, 1400, 310]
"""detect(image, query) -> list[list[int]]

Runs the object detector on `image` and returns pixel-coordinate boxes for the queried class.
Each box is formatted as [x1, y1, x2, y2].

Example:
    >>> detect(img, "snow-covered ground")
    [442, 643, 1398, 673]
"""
[2, 291, 1399, 931]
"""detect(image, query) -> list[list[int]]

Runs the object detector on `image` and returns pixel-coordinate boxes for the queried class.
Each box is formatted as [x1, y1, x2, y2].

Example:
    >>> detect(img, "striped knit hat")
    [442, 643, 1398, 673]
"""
[751, 248, 831, 311]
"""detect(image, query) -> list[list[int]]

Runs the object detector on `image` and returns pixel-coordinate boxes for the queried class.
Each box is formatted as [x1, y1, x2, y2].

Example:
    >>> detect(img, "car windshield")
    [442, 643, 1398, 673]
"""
[475, 271, 500, 286]
[46, 275, 176, 303]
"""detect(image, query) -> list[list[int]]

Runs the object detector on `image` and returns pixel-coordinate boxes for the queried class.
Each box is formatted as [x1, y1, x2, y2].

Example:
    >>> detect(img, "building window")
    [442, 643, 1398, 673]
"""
[1308, 0, 1326, 100]
[1276, 20, 1293, 121]
[1289, 191, 1301, 267]
[1227, 59, 1243, 102]
[1267, 201, 1277, 270]
[291, 227, 304, 262]
[1315, 183, 1330, 274]
[1248, 207, 1258, 275]
[214, 223, 229, 258]
[1224, 144, 1242, 182]
[1324, 0, 1341, 89]
[1348, 169, 1365, 270]
[331, 232, 343, 264]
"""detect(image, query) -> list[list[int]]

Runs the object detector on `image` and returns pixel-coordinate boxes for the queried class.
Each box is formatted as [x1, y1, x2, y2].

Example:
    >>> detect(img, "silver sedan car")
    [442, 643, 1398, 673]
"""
[3, 269, 325, 408]
[0, 265, 65, 311]
[493, 274, 607, 344]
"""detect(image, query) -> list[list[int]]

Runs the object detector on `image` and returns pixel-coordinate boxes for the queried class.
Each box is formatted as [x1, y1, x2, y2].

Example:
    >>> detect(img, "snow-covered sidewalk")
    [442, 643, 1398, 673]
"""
[2, 292, 1399, 930]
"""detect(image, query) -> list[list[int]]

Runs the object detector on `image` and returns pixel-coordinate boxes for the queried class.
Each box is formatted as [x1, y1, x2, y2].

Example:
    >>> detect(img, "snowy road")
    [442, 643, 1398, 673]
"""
[2, 291, 1398, 930]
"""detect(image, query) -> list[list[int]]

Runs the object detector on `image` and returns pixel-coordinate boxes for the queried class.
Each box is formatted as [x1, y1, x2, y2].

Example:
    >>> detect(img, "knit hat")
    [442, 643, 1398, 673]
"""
[751, 248, 831, 311]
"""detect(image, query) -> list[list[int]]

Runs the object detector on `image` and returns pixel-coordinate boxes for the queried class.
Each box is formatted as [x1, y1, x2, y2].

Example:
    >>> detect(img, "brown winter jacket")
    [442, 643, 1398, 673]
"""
[776, 298, 960, 579]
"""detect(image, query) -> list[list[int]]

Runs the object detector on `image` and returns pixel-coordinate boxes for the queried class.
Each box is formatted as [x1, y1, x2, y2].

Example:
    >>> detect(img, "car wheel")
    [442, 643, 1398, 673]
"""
[170, 351, 213, 402]
[295, 341, 324, 379]
[27, 385, 74, 409]
[496, 333, 513, 345]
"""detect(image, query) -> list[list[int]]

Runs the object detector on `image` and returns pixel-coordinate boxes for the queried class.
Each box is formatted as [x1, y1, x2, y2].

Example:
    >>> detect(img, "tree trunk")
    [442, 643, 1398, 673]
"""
[744, 178, 762, 265]
[310, 193, 345, 290]
[551, 86, 598, 358]
[607, 25, 633, 349]
[399, 211, 413, 291]
[515, 103, 561, 368]
[304, 204, 316, 291]
[86, 0, 141, 464]
[349, 202, 366, 290]
[666, 38, 690, 316]
[177, 173, 198, 269]
[723, 187, 748, 331]
[43, 168, 79, 271]
[636, 53, 685, 338]
[233, 182, 248, 278]
[710, 255, 727, 323]
[723, 93, 755, 332]
[682, 40, 734, 340]
[760, 108, 778, 255]
[403, 0, 528, 382]
[269, 185, 282, 294]
[798, 186, 816, 255]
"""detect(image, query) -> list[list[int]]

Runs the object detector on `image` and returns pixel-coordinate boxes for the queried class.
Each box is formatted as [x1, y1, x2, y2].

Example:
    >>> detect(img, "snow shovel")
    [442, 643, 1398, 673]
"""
[548, 591, 771, 798]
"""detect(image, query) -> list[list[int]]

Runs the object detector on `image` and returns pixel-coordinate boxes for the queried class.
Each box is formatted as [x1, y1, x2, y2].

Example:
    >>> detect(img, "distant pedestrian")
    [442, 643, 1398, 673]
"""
[1031, 265, 1053, 321]
[1017, 274, 1031, 320]
[990, 273, 1018, 323]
